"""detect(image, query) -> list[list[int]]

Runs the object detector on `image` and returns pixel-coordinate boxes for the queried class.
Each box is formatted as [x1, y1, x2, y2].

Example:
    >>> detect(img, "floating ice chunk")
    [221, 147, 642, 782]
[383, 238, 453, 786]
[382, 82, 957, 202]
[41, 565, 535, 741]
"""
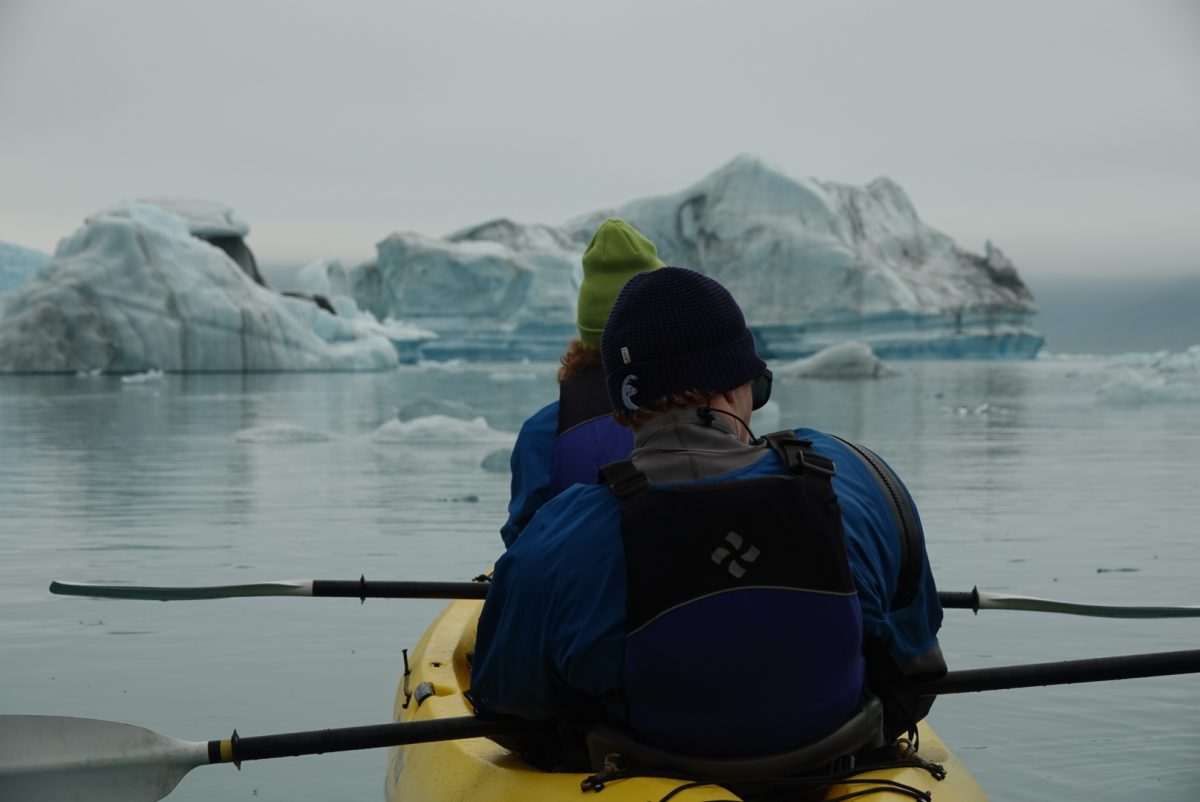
[488, 370, 540, 382]
[121, 369, 166, 385]
[372, 415, 514, 444]
[942, 402, 1002, 417]
[398, 399, 477, 421]
[234, 423, 332, 443]
[481, 448, 512, 473]
[785, 341, 895, 379]
[1096, 345, 1200, 405]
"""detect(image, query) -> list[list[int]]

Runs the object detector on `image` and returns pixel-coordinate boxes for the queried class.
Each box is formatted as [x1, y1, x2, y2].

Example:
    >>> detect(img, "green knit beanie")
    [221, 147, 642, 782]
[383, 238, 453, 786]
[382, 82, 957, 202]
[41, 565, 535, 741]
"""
[576, 218, 663, 347]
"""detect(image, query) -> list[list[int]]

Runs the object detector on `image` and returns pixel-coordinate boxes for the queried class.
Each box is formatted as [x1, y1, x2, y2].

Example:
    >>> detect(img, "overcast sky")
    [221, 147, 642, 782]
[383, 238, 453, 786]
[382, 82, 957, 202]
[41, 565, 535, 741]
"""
[2, 1, 1197, 283]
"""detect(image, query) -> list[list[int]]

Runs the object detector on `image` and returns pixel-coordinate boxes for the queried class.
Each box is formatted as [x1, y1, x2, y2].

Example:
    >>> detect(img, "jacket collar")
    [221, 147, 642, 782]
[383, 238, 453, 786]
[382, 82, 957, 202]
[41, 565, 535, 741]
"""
[629, 407, 768, 483]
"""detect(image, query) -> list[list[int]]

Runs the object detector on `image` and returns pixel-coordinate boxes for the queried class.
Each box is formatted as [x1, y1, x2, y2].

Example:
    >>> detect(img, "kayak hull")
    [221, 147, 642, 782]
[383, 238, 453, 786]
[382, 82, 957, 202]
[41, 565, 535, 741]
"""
[386, 599, 988, 801]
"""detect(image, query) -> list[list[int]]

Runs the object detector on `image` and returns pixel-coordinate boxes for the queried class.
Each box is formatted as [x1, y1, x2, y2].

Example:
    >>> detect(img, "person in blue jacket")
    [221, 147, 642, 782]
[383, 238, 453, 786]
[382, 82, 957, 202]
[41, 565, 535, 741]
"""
[471, 267, 945, 761]
[500, 218, 663, 548]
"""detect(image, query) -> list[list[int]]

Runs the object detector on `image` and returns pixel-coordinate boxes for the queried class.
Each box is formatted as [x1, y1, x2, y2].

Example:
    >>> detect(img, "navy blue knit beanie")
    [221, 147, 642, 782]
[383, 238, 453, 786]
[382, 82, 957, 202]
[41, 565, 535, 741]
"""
[601, 267, 766, 411]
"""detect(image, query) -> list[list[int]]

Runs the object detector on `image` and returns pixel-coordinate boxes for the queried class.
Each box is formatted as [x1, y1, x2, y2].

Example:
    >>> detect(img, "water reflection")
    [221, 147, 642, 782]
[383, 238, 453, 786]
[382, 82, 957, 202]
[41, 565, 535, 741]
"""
[1, 361, 1198, 802]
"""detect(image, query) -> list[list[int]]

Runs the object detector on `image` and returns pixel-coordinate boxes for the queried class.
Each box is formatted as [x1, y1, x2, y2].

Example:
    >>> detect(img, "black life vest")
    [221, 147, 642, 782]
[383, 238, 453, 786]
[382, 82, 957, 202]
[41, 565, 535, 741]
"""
[550, 363, 632, 496]
[600, 434, 865, 757]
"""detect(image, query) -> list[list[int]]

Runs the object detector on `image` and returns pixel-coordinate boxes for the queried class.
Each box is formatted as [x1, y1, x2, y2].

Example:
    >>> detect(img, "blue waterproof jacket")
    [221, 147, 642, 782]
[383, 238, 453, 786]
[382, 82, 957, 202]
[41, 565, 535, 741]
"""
[500, 365, 632, 548]
[472, 427, 942, 734]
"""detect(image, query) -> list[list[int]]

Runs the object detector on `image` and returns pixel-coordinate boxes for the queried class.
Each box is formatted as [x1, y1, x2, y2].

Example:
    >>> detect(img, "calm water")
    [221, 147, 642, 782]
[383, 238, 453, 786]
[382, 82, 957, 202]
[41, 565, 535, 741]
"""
[2, 360, 1198, 801]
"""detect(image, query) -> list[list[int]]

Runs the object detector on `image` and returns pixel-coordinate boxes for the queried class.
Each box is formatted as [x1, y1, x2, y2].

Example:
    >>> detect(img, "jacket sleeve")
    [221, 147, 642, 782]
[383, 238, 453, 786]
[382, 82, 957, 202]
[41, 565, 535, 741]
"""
[500, 402, 559, 548]
[472, 488, 626, 721]
[802, 430, 943, 668]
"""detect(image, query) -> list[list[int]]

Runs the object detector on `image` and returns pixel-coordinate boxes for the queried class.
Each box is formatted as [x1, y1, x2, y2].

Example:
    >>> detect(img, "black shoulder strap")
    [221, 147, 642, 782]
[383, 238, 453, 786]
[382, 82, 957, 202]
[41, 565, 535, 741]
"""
[828, 435, 922, 611]
[557, 362, 613, 437]
[599, 459, 649, 500]
[761, 431, 836, 478]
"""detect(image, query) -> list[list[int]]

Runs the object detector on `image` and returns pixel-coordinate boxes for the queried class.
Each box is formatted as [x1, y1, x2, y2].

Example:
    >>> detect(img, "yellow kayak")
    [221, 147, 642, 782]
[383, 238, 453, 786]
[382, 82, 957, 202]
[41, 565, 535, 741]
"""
[386, 599, 988, 801]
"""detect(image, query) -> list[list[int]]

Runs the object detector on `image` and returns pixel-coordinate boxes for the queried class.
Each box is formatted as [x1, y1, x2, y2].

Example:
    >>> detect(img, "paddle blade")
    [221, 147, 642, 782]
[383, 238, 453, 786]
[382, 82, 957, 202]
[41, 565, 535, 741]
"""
[49, 580, 313, 601]
[0, 715, 208, 802]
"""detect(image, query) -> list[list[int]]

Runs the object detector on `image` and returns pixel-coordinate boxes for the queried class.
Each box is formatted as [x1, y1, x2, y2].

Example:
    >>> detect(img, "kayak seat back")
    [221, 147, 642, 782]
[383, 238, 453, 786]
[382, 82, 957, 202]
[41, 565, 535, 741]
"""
[584, 696, 885, 781]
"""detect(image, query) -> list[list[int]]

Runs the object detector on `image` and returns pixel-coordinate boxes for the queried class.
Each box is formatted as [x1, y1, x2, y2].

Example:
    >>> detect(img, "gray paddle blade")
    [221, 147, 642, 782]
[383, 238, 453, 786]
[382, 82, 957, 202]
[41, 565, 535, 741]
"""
[0, 715, 209, 802]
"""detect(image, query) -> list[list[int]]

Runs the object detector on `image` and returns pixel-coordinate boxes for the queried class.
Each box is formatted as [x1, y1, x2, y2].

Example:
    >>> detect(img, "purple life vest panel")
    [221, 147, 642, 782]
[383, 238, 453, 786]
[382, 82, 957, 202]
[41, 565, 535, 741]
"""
[550, 364, 632, 496]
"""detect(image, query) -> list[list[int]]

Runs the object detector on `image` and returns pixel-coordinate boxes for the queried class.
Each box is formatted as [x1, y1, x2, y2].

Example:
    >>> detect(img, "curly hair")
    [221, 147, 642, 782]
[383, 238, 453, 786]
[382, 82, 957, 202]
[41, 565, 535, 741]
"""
[559, 341, 714, 431]
[611, 389, 715, 430]
[557, 340, 603, 382]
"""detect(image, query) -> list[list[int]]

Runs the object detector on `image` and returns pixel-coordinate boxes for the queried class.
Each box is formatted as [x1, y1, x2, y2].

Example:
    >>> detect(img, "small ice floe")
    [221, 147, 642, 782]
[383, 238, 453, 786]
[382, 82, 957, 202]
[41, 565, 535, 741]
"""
[481, 448, 512, 473]
[398, 399, 477, 421]
[487, 370, 540, 382]
[121, 369, 166, 385]
[415, 358, 468, 372]
[784, 342, 895, 379]
[372, 415, 514, 444]
[944, 402, 995, 417]
[234, 423, 332, 443]
[1096, 346, 1200, 406]
[75, 368, 103, 379]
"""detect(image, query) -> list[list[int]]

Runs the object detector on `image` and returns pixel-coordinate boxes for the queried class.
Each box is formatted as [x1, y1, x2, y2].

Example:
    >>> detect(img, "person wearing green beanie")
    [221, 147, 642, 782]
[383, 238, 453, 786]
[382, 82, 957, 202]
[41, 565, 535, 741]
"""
[576, 219, 664, 347]
[500, 218, 663, 547]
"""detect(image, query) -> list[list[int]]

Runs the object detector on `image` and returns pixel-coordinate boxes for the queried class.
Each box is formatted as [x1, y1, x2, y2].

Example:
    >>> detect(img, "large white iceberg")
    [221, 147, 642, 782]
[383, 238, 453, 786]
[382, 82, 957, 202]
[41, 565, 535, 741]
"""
[0, 202, 400, 373]
[331, 156, 1042, 361]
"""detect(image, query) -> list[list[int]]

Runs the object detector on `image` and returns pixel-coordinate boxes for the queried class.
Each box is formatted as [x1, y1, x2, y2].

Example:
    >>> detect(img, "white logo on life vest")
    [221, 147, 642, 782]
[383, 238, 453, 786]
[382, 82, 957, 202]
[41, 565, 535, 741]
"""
[710, 531, 760, 579]
[620, 374, 639, 411]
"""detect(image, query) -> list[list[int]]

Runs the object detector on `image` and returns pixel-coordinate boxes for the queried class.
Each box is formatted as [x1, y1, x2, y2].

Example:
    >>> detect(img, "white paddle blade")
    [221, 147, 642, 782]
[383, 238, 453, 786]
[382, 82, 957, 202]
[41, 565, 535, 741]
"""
[977, 592, 1200, 619]
[0, 715, 209, 802]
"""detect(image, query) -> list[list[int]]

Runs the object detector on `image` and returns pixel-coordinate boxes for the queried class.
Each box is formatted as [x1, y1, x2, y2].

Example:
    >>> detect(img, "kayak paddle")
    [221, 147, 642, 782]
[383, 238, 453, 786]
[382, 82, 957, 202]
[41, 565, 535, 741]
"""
[50, 578, 1200, 618]
[0, 713, 541, 802]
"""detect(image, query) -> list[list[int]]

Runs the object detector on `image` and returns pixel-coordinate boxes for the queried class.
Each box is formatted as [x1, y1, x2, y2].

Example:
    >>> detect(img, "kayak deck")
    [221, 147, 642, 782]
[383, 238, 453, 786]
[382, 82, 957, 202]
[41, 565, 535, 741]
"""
[386, 599, 988, 801]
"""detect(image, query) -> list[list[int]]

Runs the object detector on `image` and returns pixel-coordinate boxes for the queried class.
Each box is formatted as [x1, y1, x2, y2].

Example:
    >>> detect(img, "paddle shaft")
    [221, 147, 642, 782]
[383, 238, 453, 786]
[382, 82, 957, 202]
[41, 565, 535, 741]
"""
[920, 648, 1200, 696]
[312, 579, 488, 600]
[210, 716, 540, 764]
[215, 649, 1200, 761]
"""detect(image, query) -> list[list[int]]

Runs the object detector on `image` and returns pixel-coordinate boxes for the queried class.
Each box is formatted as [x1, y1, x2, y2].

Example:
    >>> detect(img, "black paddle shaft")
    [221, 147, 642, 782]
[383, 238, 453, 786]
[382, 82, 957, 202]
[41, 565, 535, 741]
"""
[314, 579, 972, 607]
[311, 579, 489, 601]
[213, 716, 544, 764]
[918, 649, 1200, 696]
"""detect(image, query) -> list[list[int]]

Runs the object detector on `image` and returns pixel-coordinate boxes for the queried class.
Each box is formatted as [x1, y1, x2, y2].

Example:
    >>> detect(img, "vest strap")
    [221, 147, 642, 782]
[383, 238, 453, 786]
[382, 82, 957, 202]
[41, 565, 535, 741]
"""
[828, 434, 922, 612]
[762, 431, 836, 477]
[599, 459, 649, 499]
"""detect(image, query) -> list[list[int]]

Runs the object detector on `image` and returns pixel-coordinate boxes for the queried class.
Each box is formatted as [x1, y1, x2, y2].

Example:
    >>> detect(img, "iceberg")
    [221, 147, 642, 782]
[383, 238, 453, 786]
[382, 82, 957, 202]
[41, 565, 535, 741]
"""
[337, 221, 581, 361]
[0, 241, 50, 295]
[294, 258, 437, 363]
[0, 202, 399, 373]
[337, 156, 1042, 361]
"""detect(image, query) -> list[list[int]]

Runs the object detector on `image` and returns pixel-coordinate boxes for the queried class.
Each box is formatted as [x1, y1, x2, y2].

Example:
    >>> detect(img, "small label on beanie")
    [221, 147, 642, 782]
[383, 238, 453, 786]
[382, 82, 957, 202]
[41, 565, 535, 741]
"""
[621, 346, 631, 365]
